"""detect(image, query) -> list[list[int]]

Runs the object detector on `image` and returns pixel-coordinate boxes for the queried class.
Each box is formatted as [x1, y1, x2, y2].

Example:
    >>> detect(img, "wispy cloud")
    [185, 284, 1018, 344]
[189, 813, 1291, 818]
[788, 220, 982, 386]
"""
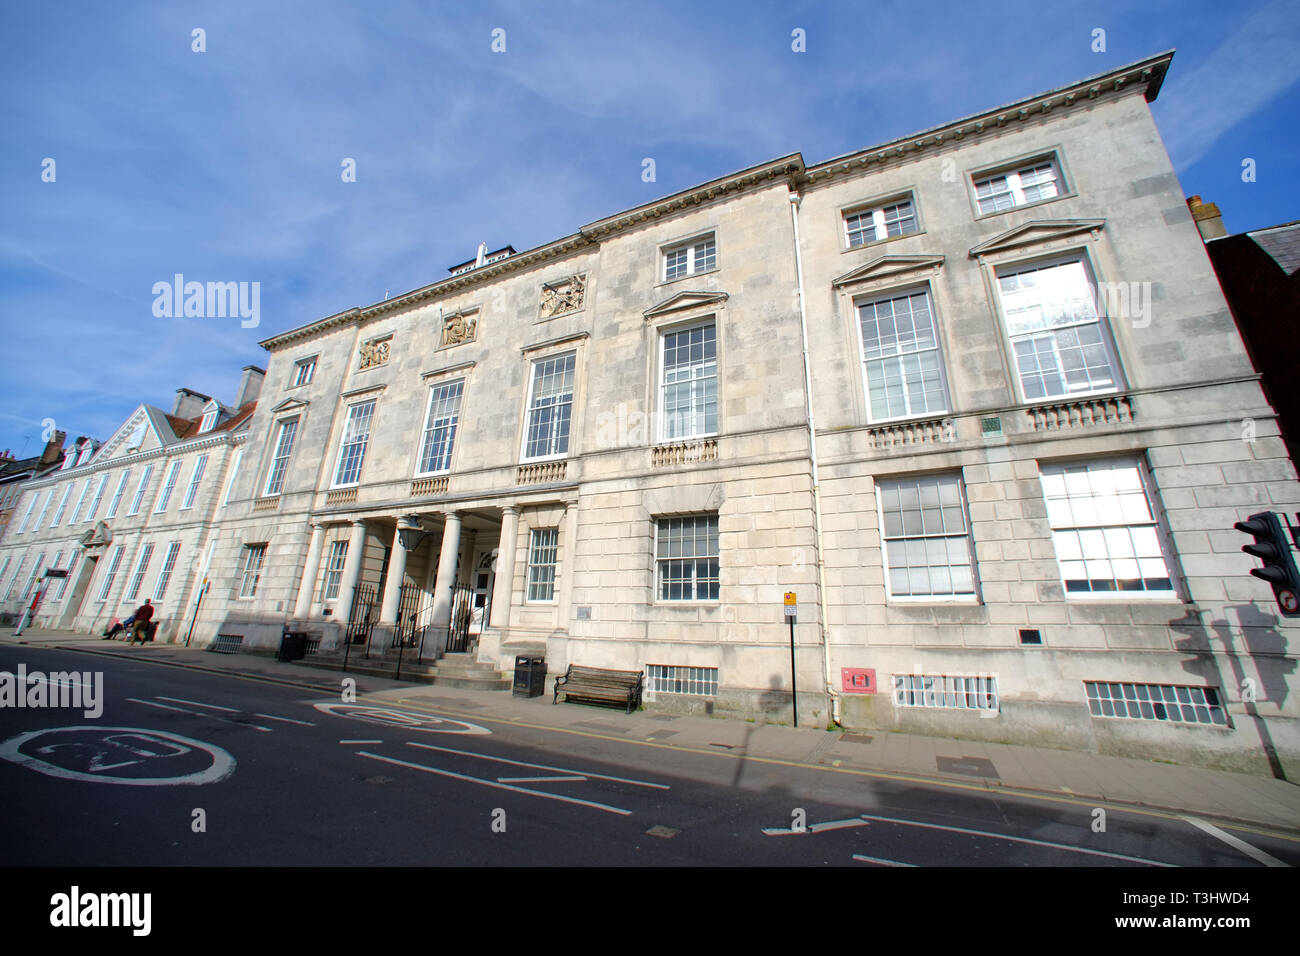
[1153, 0, 1300, 168]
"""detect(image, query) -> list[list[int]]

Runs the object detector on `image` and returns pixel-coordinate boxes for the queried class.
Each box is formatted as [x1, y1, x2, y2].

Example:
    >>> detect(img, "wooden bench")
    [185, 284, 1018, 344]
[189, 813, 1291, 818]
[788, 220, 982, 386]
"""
[209, 633, 244, 655]
[553, 665, 643, 714]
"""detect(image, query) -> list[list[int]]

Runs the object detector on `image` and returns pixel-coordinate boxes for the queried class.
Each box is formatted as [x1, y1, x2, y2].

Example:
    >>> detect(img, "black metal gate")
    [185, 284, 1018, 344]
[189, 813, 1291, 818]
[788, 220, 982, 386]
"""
[342, 584, 378, 673]
[446, 583, 475, 654]
[392, 582, 421, 649]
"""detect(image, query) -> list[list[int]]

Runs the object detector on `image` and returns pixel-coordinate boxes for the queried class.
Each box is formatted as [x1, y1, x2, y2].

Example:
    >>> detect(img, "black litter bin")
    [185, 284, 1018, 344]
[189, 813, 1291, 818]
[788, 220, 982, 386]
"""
[279, 631, 309, 662]
[513, 656, 547, 698]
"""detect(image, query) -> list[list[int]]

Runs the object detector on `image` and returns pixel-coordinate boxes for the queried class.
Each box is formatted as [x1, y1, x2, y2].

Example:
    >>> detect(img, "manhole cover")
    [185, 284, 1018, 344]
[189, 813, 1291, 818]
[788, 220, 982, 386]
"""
[646, 825, 680, 839]
[840, 733, 874, 745]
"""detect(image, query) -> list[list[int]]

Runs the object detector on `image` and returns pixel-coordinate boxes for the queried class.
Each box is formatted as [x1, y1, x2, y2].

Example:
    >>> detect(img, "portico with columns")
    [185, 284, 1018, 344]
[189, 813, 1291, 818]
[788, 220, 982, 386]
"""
[285, 494, 579, 663]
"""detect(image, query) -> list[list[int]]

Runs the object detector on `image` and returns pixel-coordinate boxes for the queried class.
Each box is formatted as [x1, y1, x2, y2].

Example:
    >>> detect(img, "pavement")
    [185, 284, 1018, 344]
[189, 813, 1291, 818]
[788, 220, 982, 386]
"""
[5, 626, 1300, 835]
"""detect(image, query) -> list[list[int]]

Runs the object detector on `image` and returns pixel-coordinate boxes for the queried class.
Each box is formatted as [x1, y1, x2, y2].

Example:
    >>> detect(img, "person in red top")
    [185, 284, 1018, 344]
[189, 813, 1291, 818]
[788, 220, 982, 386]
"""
[130, 599, 155, 645]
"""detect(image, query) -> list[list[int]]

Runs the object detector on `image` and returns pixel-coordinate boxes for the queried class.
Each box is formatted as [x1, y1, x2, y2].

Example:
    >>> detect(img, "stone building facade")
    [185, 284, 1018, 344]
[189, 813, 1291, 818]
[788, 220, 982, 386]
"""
[0, 370, 260, 639]
[17, 51, 1297, 773]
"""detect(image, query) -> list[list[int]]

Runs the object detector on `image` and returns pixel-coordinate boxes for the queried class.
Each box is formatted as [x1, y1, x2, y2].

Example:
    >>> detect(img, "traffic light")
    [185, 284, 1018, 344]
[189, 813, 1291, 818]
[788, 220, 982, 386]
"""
[1233, 511, 1300, 617]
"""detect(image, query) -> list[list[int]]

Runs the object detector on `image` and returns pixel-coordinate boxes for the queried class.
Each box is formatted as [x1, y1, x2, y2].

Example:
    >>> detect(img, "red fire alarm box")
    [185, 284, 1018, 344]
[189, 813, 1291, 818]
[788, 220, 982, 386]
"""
[841, 668, 876, 694]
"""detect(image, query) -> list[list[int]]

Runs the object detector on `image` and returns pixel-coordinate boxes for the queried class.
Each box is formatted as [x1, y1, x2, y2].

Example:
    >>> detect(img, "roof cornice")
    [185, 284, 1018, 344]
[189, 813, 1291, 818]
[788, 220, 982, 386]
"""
[257, 156, 805, 354]
[21, 431, 241, 490]
[802, 51, 1174, 186]
[255, 51, 1173, 355]
[579, 154, 805, 240]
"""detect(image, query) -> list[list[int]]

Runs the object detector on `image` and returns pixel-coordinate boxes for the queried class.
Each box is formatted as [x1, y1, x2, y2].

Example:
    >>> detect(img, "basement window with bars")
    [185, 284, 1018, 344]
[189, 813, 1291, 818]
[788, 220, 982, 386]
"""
[1084, 681, 1227, 726]
[893, 674, 998, 712]
[647, 665, 718, 697]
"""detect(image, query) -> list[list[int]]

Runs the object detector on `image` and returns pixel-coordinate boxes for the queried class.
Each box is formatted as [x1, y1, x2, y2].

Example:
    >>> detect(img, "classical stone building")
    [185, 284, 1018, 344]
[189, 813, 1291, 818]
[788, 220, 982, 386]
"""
[34, 50, 1296, 773]
[0, 434, 68, 547]
[0, 370, 261, 639]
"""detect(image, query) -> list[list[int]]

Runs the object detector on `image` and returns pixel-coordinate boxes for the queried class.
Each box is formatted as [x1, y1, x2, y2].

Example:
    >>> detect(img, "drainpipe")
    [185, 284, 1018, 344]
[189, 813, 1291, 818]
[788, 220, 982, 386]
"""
[788, 189, 840, 725]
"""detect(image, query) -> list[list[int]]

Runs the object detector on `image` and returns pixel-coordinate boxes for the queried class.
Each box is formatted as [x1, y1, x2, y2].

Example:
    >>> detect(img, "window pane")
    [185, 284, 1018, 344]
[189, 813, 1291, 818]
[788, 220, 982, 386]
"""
[880, 474, 975, 598]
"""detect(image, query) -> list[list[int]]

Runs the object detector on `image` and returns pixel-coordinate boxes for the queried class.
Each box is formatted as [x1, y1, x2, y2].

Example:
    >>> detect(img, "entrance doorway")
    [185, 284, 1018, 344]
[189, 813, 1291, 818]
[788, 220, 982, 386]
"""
[469, 549, 495, 637]
[60, 554, 98, 630]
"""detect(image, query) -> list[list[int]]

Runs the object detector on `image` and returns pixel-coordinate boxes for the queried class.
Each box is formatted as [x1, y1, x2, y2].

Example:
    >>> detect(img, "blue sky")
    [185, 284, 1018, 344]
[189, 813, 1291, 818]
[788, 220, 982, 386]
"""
[1, 0, 1298, 457]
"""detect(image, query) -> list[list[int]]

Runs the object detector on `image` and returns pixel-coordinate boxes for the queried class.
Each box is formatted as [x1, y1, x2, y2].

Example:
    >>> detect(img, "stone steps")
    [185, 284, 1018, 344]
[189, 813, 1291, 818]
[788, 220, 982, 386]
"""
[298, 650, 510, 689]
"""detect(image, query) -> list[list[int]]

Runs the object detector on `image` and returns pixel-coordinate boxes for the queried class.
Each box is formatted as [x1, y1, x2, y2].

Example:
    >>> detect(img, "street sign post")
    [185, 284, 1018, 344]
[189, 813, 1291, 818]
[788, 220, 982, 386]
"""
[785, 592, 798, 727]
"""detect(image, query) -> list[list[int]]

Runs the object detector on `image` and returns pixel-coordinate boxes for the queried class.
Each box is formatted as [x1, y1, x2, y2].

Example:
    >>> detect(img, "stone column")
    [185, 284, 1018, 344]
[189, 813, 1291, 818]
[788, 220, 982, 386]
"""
[429, 511, 462, 635]
[557, 500, 580, 629]
[488, 506, 519, 628]
[379, 518, 414, 625]
[293, 522, 326, 619]
[335, 520, 368, 619]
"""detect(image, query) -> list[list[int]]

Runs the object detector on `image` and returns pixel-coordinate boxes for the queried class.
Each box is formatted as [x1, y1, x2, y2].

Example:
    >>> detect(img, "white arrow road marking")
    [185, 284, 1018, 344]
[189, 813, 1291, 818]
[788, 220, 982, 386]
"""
[405, 741, 670, 789]
[358, 751, 632, 816]
[855, 813, 1177, 867]
[340, 739, 384, 745]
[852, 854, 917, 867]
[127, 697, 272, 732]
[1181, 816, 1289, 867]
[156, 696, 238, 712]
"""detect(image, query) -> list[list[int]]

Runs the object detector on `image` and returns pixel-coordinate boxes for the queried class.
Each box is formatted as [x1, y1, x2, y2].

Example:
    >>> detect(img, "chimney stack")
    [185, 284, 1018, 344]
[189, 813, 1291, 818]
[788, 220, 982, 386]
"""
[172, 388, 211, 419]
[234, 365, 265, 408]
[40, 430, 66, 466]
[1187, 196, 1227, 241]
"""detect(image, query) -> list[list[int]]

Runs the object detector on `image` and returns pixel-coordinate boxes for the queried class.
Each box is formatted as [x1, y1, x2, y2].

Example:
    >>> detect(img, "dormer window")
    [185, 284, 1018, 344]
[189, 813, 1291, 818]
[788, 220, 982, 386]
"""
[199, 405, 220, 433]
[76, 442, 97, 466]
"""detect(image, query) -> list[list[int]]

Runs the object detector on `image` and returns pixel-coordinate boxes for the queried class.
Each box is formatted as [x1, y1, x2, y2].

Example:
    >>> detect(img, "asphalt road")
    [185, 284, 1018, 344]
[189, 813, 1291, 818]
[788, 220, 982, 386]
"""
[1, 644, 1297, 868]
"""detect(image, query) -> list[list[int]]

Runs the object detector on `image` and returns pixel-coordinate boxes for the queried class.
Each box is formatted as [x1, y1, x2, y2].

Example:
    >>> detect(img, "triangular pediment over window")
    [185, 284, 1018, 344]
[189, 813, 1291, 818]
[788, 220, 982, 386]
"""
[643, 290, 729, 320]
[270, 398, 309, 414]
[833, 254, 945, 289]
[969, 219, 1105, 258]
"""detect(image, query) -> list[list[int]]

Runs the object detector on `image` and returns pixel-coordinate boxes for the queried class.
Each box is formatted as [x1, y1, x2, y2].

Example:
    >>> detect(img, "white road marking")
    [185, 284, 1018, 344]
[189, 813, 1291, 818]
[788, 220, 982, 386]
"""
[852, 854, 917, 867]
[313, 702, 490, 735]
[127, 697, 272, 733]
[0, 726, 236, 786]
[856, 813, 1176, 867]
[497, 775, 587, 784]
[1181, 815, 1289, 867]
[340, 739, 384, 745]
[156, 696, 239, 712]
[763, 817, 872, 836]
[253, 713, 316, 727]
[358, 751, 632, 816]
[406, 741, 670, 789]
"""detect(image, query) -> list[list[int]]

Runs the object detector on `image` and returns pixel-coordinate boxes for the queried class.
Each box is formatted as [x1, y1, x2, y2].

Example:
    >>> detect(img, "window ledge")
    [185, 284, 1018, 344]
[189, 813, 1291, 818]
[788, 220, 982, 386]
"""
[656, 266, 719, 289]
[842, 230, 926, 255]
[974, 191, 1076, 222]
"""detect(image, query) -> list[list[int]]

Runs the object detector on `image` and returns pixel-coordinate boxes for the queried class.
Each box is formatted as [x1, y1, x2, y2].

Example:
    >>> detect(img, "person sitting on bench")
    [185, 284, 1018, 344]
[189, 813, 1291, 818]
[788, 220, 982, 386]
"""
[103, 615, 134, 640]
